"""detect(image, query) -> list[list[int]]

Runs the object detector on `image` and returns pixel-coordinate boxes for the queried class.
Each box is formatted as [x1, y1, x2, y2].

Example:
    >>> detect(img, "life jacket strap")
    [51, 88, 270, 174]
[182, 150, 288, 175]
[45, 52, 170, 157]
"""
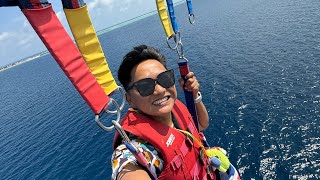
[180, 139, 191, 156]
[170, 137, 191, 171]
[170, 153, 183, 171]
[187, 120, 198, 134]
[190, 158, 202, 180]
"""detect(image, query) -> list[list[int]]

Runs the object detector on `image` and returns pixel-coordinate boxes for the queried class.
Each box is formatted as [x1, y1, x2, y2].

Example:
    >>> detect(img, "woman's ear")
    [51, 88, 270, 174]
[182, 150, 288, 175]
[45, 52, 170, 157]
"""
[126, 92, 137, 109]
[125, 93, 131, 105]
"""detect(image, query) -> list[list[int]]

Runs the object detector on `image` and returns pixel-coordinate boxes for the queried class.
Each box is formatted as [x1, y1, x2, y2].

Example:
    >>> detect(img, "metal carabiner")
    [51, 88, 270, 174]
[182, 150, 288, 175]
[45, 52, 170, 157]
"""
[166, 32, 180, 50]
[189, 14, 195, 24]
[95, 98, 121, 131]
[107, 86, 126, 114]
[166, 35, 177, 50]
[112, 120, 131, 143]
[176, 41, 184, 59]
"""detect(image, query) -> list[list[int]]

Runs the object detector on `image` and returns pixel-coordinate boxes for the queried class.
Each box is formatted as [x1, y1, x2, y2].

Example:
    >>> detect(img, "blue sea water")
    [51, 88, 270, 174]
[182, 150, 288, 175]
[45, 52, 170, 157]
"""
[1, 0, 319, 179]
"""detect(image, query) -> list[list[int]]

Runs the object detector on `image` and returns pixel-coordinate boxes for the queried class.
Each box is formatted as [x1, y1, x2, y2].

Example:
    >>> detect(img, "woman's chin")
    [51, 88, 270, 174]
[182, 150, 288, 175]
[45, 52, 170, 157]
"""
[152, 103, 174, 115]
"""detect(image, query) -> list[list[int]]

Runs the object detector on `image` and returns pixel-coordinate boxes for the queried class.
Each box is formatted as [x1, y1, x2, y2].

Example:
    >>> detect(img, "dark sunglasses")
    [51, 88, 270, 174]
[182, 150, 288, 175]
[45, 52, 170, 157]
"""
[126, 69, 175, 97]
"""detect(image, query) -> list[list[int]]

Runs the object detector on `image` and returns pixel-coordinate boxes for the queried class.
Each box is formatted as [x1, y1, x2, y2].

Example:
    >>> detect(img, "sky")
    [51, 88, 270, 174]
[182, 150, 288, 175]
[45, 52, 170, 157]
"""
[0, 0, 179, 67]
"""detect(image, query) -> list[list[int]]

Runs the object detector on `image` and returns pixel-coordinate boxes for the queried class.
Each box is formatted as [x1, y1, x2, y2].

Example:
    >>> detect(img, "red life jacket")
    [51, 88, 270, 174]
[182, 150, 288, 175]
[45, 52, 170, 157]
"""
[113, 99, 216, 180]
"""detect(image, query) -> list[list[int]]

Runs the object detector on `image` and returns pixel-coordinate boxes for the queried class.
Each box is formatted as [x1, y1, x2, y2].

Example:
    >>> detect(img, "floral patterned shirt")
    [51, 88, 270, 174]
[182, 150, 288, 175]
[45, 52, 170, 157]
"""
[111, 138, 164, 180]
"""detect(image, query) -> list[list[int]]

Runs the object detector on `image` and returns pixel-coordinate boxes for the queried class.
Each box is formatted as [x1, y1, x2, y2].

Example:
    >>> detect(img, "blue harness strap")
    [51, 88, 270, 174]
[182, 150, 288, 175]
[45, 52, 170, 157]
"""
[165, 0, 179, 33]
[178, 61, 199, 131]
[186, 0, 193, 16]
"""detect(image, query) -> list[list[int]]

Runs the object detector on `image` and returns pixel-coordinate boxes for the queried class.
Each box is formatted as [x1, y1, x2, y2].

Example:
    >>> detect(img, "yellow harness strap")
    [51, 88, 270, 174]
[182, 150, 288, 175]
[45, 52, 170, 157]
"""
[64, 4, 118, 95]
[156, 0, 174, 38]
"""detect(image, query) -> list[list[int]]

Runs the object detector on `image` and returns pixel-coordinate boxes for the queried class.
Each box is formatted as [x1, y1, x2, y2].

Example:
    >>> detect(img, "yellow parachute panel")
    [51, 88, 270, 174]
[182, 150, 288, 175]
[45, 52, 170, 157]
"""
[64, 4, 118, 95]
[156, 0, 174, 38]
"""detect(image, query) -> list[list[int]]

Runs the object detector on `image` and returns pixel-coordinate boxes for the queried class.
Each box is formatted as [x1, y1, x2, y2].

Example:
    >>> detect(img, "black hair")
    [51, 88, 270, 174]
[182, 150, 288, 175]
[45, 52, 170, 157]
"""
[118, 45, 167, 90]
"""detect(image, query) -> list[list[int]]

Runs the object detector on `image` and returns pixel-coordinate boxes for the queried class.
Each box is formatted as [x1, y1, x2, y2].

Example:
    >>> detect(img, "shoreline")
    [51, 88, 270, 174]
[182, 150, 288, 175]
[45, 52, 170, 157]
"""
[0, 51, 49, 72]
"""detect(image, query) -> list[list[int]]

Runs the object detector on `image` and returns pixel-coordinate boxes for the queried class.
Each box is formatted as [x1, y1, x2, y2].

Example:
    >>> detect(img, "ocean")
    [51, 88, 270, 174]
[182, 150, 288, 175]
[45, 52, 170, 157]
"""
[0, 0, 319, 179]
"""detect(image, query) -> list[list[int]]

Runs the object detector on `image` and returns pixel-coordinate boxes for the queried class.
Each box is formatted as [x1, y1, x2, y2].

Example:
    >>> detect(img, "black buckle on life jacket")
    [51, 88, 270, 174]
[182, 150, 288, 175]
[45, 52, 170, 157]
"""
[206, 163, 216, 180]
[199, 149, 206, 165]
[185, 134, 194, 147]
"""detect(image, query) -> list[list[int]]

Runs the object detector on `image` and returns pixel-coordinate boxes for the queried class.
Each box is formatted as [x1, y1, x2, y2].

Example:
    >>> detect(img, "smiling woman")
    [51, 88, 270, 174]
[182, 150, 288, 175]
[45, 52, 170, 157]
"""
[0, 0, 242, 179]
[111, 45, 217, 180]
[111, 45, 242, 180]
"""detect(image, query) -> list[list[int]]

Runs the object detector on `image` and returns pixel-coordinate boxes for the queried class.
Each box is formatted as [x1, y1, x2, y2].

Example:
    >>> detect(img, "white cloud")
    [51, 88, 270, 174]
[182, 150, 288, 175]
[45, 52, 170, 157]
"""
[119, 0, 134, 12]
[17, 34, 34, 46]
[0, 32, 13, 41]
[0, 30, 42, 66]
[18, 20, 39, 46]
[23, 19, 30, 28]
[87, 0, 154, 30]
[0, 30, 35, 48]
[13, 15, 26, 24]
[119, 6, 129, 12]
[88, 0, 114, 11]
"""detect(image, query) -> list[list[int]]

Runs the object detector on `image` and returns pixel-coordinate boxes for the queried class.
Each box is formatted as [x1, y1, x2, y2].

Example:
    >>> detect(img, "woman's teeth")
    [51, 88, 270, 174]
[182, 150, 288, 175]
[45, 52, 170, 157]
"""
[153, 96, 169, 105]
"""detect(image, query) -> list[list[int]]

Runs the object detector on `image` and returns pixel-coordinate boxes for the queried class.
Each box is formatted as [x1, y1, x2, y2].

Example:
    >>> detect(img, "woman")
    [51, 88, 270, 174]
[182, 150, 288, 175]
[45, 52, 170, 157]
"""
[111, 45, 231, 180]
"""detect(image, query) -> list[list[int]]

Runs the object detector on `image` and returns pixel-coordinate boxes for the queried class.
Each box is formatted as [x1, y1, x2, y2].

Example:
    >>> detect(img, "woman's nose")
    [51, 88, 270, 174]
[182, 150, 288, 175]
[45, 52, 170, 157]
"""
[153, 83, 166, 95]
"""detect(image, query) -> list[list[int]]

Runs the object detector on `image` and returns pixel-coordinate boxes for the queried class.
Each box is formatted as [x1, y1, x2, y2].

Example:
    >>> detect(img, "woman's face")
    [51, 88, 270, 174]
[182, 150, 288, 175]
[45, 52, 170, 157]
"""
[126, 59, 177, 120]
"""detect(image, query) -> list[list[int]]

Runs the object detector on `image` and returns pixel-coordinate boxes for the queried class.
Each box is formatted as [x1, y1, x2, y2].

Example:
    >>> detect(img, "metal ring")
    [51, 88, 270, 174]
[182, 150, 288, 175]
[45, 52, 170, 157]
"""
[176, 41, 184, 59]
[189, 14, 195, 24]
[166, 34, 178, 50]
[106, 86, 126, 114]
[175, 31, 182, 44]
[95, 98, 121, 131]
